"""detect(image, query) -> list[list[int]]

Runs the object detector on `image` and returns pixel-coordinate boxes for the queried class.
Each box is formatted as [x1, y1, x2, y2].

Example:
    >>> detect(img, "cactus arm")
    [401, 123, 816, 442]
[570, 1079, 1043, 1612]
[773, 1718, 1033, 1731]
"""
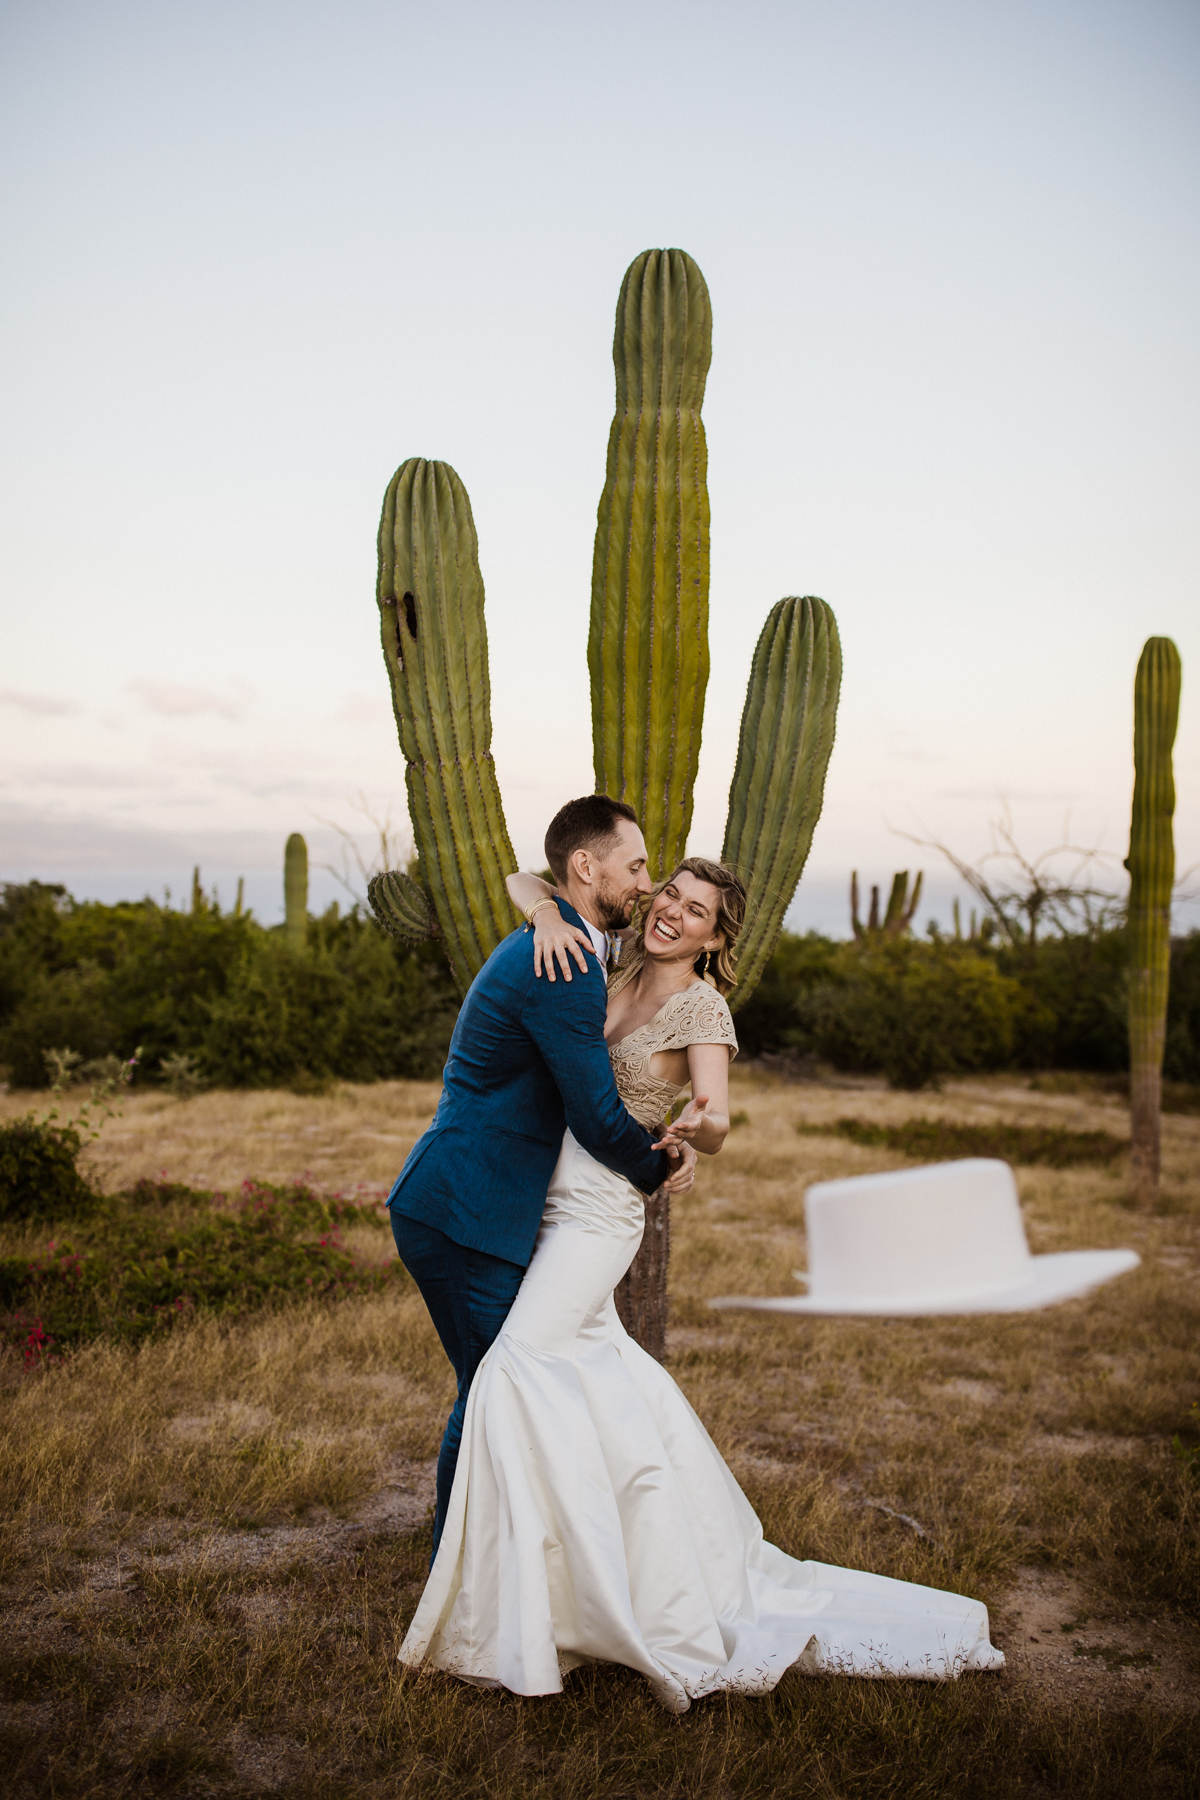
[910, 869, 925, 923]
[368, 869, 438, 945]
[284, 833, 308, 952]
[378, 458, 516, 992]
[589, 249, 712, 876]
[882, 869, 923, 936]
[854, 869, 925, 940]
[913, 874, 935, 928]
[1127, 635, 1182, 1207]
[722, 596, 842, 1006]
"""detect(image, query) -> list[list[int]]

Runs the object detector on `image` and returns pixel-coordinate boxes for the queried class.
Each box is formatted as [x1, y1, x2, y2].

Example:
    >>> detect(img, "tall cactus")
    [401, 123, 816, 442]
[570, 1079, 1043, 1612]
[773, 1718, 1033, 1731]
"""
[284, 832, 308, 952]
[1127, 636, 1182, 1208]
[370, 248, 843, 1360]
[721, 599, 842, 1001]
[589, 249, 711, 878]
[371, 257, 839, 1013]
[377, 458, 516, 993]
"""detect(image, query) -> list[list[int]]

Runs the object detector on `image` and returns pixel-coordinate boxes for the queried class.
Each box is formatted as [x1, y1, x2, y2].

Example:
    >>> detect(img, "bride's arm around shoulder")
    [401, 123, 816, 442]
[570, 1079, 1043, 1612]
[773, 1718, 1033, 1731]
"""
[505, 870, 594, 982]
[506, 869, 555, 917]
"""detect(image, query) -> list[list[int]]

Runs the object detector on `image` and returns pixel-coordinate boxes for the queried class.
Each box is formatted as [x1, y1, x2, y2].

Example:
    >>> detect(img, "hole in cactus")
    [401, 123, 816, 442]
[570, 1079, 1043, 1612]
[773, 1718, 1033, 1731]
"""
[402, 591, 419, 639]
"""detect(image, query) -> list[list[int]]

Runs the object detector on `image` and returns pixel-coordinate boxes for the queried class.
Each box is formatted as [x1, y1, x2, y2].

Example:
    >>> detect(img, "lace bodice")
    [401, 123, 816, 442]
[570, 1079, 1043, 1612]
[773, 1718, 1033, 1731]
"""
[606, 981, 738, 1130]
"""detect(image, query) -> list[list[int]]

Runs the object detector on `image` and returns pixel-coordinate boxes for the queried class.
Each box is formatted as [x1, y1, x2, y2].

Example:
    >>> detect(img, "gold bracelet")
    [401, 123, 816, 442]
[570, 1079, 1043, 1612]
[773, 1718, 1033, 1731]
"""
[526, 897, 558, 925]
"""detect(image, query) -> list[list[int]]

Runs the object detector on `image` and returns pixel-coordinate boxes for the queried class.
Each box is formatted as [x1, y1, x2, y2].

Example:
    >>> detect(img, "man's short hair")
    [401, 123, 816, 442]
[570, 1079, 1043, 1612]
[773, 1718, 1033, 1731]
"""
[544, 795, 638, 885]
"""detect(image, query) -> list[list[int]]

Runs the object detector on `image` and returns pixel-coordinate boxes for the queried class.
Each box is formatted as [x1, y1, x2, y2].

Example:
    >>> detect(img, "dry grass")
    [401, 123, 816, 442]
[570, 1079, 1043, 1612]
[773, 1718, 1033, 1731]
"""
[0, 1078, 445, 1201]
[2, 1069, 1198, 1798]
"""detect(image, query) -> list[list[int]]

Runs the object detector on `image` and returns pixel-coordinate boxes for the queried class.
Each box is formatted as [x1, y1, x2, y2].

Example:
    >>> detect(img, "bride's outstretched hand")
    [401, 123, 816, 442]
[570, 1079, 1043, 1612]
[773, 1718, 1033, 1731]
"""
[652, 1097, 710, 1151]
[531, 907, 595, 982]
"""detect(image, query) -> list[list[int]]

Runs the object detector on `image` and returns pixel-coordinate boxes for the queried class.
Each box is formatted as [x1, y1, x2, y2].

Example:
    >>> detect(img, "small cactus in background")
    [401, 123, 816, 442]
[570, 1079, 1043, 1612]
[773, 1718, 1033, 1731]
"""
[850, 869, 924, 941]
[284, 833, 308, 953]
[191, 866, 204, 915]
[589, 249, 711, 878]
[951, 896, 993, 944]
[1126, 636, 1182, 1208]
[234, 876, 245, 918]
[376, 459, 516, 994]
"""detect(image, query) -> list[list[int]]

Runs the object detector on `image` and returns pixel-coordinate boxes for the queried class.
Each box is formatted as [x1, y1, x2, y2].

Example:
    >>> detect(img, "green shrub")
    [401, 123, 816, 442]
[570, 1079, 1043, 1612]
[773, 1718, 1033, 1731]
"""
[1165, 932, 1200, 1081]
[994, 929, 1129, 1072]
[738, 924, 1200, 1085]
[1, 963, 115, 1086]
[0, 1178, 402, 1350]
[159, 1051, 205, 1098]
[0, 1116, 95, 1223]
[195, 928, 456, 1087]
[3, 879, 1195, 1090]
[0, 882, 70, 1022]
[0, 884, 458, 1090]
[797, 939, 1022, 1089]
[732, 931, 841, 1058]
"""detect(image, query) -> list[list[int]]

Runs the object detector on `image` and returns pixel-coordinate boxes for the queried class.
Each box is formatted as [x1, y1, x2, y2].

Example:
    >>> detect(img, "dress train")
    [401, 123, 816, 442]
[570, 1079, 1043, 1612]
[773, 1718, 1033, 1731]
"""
[399, 1133, 1004, 1711]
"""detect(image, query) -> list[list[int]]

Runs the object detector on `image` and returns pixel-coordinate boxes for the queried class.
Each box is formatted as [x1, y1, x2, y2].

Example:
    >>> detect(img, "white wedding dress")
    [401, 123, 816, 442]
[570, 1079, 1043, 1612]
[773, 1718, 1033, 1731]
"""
[399, 984, 1003, 1710]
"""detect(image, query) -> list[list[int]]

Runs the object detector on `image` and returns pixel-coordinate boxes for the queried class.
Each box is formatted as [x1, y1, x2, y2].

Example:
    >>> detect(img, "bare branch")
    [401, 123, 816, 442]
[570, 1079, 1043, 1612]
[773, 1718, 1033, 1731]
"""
[891, 805, 1126, 946]
[315, 793, 413, 910]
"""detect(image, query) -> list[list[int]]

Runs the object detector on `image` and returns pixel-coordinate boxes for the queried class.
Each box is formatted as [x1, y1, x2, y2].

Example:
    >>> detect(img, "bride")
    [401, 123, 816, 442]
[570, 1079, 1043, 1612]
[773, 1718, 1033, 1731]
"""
[398, 857, 1003, 1711]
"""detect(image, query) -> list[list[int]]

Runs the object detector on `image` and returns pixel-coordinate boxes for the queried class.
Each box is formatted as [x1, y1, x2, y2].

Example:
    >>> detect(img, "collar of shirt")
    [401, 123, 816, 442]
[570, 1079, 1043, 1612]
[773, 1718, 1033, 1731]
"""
[581, 918, 608, 964]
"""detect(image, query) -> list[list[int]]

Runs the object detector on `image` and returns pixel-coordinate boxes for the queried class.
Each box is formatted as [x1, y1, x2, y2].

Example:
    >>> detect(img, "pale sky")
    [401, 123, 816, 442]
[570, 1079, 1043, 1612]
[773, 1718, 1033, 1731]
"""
[2, 0, 1197, 933]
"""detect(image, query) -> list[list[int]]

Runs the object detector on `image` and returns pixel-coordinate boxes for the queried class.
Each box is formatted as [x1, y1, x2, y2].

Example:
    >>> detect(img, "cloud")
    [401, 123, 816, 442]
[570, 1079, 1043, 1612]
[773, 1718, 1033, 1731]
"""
[0, 800, 306, 875]
[127, 678, 253, 721]
[13, 763, 164, 791]
[201, 759, 364, 805]
[0, 688, 80, 717]
[335, 690, 392, 724]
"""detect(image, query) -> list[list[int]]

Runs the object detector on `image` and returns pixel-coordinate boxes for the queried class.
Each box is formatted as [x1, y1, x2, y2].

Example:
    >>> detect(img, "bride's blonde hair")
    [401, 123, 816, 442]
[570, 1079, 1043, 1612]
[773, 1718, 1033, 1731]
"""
[611, 857, 747, 997]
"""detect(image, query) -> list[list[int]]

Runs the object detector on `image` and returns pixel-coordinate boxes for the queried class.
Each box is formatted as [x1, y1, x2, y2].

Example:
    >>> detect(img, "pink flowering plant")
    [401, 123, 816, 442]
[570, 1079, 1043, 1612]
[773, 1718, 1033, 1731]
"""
[1, 1175, 401, 1360]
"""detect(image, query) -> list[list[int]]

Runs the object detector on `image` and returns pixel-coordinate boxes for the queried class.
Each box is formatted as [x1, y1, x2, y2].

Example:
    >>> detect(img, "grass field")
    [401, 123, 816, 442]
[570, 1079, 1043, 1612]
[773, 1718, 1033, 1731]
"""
[1, 1068, 1197, 1799]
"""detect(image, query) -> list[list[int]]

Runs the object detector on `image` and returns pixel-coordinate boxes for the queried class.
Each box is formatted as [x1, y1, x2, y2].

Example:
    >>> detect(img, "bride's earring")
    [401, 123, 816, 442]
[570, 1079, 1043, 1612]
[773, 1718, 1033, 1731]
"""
[699, 949, 711, 978]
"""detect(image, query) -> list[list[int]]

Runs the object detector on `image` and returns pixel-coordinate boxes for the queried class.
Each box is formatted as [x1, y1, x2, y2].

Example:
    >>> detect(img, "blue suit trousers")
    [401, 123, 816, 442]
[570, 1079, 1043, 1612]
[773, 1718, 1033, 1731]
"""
[390, 1212, 525, 1558]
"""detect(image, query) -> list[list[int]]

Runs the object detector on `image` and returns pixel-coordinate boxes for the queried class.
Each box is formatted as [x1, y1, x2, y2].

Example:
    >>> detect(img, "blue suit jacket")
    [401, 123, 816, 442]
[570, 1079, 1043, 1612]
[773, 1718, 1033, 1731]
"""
[387, 899, 670, 1266]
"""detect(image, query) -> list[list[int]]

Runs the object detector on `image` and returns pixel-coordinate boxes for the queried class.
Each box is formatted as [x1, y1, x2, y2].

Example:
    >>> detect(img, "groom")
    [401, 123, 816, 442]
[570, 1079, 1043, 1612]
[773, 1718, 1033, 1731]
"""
[387, 794, 692, 1553]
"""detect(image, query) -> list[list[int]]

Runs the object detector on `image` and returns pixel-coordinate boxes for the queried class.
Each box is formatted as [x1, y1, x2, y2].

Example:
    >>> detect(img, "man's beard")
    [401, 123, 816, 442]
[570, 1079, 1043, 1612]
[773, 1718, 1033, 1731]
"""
[594, 878, 635, 932]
